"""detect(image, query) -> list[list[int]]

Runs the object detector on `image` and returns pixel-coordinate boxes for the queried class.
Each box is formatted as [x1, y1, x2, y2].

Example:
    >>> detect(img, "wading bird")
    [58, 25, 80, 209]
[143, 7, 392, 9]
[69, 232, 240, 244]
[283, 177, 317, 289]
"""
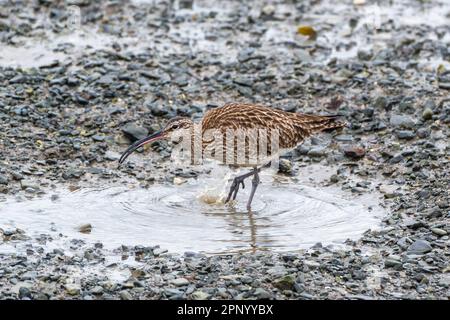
[119, 103, 346, 210]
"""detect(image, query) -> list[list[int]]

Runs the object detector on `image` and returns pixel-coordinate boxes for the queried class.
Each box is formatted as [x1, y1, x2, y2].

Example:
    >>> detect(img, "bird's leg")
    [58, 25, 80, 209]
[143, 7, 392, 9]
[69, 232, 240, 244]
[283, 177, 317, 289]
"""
[246, 167, 261, 211]
[225, 169, 259, 204]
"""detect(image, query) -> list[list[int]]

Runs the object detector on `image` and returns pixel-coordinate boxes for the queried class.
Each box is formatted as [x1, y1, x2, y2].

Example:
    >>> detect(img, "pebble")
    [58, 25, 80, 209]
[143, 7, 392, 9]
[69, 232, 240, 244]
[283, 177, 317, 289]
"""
[18, 287, 32, 299]
[390, 115, 415, 128]
[122, 124, 148, 141]
[431, 228, 447, 236]
[307, 147, 327, 158]
[278, 159, 293, 175]
[385, 255, 403, 269]
[422, 108, 433, 120]
[253, 288, 272, 299]
[0, 174, 8, 185]
[77, 224, 92, 234]
[65, 284, 81, 295]
[104, 151, 120, 161]
[90, 286, 104, 295]
[342, 146, 365, 159]
[119, 290, 133, 300]
[407, 240, 432, 255]
[170, 278, 190, 287]
[191, 291, 210, 300]
[273, 275, 295, 291]
[20, 180, 39, 190]
[396, 130, 415, 140]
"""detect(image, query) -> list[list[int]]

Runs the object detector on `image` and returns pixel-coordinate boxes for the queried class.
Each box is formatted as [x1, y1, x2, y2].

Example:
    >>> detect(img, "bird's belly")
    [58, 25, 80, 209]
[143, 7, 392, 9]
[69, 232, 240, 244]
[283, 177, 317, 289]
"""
[202, 144, 294, 167]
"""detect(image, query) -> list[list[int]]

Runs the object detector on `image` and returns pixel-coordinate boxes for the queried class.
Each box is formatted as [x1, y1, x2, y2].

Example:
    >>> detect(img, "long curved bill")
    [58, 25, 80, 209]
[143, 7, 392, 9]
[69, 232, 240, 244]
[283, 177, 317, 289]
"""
[118, 130, 164, 166]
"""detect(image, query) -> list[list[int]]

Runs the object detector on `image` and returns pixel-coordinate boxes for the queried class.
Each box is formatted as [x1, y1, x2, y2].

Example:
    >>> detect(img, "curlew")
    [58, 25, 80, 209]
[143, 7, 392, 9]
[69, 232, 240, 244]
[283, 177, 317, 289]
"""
[119, 102, 346, 210]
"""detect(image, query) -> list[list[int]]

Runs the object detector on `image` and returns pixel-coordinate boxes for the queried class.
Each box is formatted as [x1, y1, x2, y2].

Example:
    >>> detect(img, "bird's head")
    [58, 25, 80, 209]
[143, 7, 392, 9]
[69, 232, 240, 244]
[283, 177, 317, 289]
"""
[118, 116, 194, 166]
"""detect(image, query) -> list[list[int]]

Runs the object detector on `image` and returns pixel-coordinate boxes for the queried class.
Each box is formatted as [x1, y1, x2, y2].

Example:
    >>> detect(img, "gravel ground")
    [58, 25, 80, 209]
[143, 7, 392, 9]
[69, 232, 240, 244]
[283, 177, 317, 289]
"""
[0, 0, 449, 300]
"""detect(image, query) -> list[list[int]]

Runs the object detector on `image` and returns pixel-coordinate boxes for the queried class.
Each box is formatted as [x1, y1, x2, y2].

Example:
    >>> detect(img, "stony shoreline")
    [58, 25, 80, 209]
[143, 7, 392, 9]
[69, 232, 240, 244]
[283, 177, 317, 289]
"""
[1, 0, 449, 299]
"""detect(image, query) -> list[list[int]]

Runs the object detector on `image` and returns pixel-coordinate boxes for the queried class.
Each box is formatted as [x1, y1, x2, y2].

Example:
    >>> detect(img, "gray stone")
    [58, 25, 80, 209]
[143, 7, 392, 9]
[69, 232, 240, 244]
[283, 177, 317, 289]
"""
[396, 130, 415, 140]
[170, 278, 189, 287]
[0, 174, 8, 185]
[20, 180, 39, 190]
[122, 123, 148, 141]
[431, 228, 447, 236]
[119, 290, 132, 300]
[18, 287, 32, 299]
[104, 151, 120, 161]
[304, 260, 321, 269]
[90, 286, 104, 295]
[385, 255, 403, 269]
[191, 291, 209, 300]
[417, 128, 430, 138]
[407, 240, 432, 255]
[278, 159, 293, 175]
[307, 147, 327, 157]
[390, 115, 415, 128]
[65, 284, 81, 295]
[164, 288, 183, 297]
[153, 247, 168, 256]
[254, 288, 272, 299]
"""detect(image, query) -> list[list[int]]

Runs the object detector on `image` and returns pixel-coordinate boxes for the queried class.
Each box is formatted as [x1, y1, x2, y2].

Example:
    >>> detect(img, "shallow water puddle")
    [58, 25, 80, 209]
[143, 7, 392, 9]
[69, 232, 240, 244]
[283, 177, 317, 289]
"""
[0, 179, 385, 254]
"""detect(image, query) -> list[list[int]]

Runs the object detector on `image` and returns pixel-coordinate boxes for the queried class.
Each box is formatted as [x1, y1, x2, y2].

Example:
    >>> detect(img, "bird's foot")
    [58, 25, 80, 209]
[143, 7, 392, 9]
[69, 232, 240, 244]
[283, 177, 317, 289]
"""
[225, 175, 247, 203]
[225, 169, 257, 204]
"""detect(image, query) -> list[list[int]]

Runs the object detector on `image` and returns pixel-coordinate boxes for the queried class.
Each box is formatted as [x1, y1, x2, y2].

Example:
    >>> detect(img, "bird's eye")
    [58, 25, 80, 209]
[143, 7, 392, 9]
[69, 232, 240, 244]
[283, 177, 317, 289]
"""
[172, 124, 179, 129]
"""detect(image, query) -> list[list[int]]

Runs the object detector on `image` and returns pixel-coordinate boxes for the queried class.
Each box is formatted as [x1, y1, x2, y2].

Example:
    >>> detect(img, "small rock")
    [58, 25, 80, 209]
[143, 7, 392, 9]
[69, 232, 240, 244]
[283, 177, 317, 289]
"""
[307, 147, 326, 158]
[173, 177, 186, 185]
[254, 288, 272, 299]
[396, 130, 415, 140]
[261, 4, 275, 16]
[119, 290, 132, 300]
[407, 240, 432, 255]
[379, 185, 399, 198]
[278, 159, 293, 175]
[384, 255, 403, 269]
[417, 128, 430, 138]
[390, 115, 415, 128]
[191, 291, 209, 300]
[104, 151, 120, 161]
[422, 108, 433, 120]
[77, 224, 92, 234]
[20, 180, 39, 190]
[153, 247, 168, 256]
[164, 288, 183, 297]
[273, 275, 295, 291]
[372, 96, 388, 109]
[357, 50, 373, 61]
[342, 146, 365, 159]
[122, 123, 148, 141]
[18, 287, 32, 299]
[0, 174, 8, 185]
[90, 286, 104, 295]
[170, 278, 189, 287]
[431, 228, 447, 236]
[65, 284, 81, 295]
[304, 260, 321, 269]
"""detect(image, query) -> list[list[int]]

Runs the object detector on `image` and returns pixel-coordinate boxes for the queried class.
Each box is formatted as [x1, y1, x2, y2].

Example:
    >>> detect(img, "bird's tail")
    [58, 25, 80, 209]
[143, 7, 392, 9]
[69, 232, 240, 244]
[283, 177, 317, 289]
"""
[295, 114, 347, 133]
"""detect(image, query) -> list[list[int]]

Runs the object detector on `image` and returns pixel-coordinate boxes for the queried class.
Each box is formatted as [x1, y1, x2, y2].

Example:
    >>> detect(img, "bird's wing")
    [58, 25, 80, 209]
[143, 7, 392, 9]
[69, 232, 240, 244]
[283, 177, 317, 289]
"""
[201, 103, 305, 149]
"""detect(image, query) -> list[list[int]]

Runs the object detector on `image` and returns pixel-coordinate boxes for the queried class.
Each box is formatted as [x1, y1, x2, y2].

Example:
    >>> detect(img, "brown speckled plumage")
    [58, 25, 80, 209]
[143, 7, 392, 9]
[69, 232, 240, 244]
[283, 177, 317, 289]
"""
[199, 102, 346, 166]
